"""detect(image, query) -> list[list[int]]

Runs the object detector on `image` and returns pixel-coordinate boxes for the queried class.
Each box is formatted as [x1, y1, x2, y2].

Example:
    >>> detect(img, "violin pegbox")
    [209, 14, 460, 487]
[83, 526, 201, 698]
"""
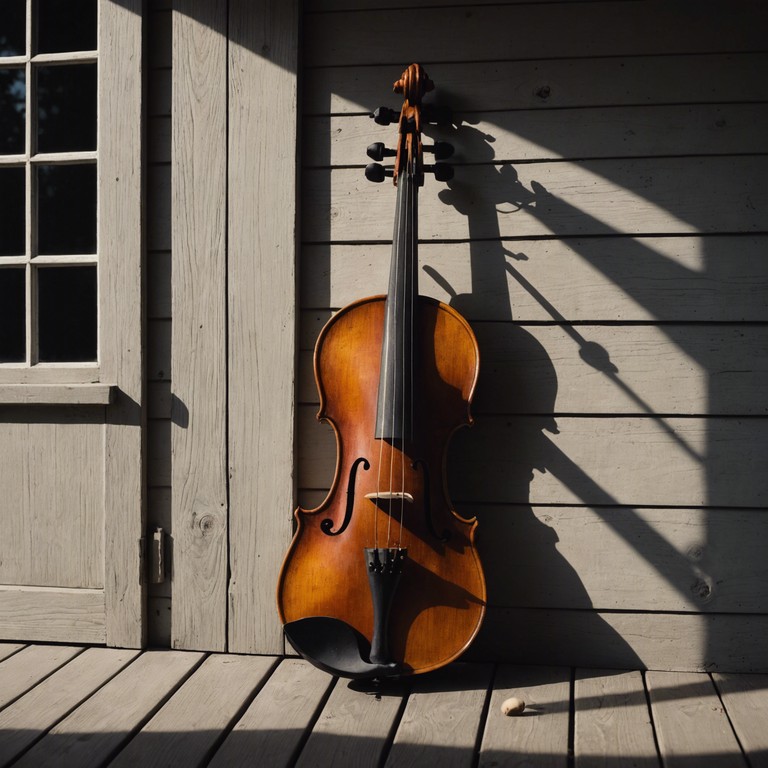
[365, 63, 455, 185]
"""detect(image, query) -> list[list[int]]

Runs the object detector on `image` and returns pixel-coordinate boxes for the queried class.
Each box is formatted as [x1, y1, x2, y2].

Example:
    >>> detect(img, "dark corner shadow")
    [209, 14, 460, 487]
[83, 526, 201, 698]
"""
[419, 116, 644, 668]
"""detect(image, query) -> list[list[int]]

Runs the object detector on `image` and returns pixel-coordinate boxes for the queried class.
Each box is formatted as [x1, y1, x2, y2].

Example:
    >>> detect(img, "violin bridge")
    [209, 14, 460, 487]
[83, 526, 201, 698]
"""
[364, 491, 414, 503]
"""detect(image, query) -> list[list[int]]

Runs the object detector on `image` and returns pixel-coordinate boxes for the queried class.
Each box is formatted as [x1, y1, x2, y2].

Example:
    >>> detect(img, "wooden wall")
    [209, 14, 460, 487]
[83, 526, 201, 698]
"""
[297, 0, 768, 671]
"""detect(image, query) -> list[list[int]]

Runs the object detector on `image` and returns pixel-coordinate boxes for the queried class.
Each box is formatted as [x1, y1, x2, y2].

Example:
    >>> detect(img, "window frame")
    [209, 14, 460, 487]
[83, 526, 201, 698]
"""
[0, 0, 142, 405]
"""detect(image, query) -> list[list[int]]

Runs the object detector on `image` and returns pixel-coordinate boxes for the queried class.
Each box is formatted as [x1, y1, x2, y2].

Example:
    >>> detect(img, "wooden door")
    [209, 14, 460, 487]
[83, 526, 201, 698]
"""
[0, 0, 145, 648]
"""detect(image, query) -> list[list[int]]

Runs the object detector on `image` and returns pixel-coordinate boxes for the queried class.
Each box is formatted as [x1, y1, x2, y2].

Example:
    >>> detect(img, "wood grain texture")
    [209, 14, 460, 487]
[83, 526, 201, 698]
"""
[300, 237, 768, 323]
[0, 587, 106, 644]
[109, 654, 277, 768]
[479, 665, 570, 768]
[471, 608, 768, 672]
[0, 417, 104, 589]
[303, 157, 768, 243]
[299, 412, 768, 508]
[574, 670, 658, 767]
[0, 645, 83, 710]
[646, 671, 746, 767]
[171, 0, 228, 651]
[304, 2, 768, 67]
[305, 53, 768, 115]
[385, 664, 492, 767]
[227, 0, 299, 655]
[100, 0, 146, 648]
[712, 673, 768, 767]
[300, 324, 768, 416]
[12, 650, 204, 768]
[209, 659, 334, 768]
[306, 104, 768, 167]
[478, 507, 768, 614]
[0, 644, 24, 664]
[0, 385, 114, 405]
[0, 647, 139, 764]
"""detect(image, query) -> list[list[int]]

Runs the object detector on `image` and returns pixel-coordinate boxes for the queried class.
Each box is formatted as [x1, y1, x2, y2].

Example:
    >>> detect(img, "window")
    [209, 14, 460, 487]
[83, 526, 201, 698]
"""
[1, 0, 99, 372]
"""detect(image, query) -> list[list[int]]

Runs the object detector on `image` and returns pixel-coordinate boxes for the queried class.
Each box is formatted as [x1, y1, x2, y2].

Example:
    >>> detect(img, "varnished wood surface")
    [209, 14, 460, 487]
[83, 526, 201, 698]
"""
[2, 645, 767, 768]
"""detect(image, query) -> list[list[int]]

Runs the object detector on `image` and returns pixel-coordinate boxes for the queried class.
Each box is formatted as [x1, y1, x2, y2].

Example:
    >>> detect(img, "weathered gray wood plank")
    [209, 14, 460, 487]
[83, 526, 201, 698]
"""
[0, 645, 23, 664]
[0, 645, 83, 711]
[299, 412, 768, 508]
[305, 54, 768, 115]
[296, 677, 407, 768]
[109, 654, 277, 768]
[13, 650, 204, 768]
[574, 670, 658, 767]
[712, 673, 768, 768]
[479, 665, 570, 768]
[306, 104, 768, 167]
[171, 0, 229, 652]
[478, 507, 768, 614]
[226, 0, 299, 655]
[300, 236, 768, 323]
[472, 609, 768, 673]
[303, 157, 768, 243]
[0, 587, 105, 645]
[300, 324, 768, 416]
[646, 671, 746, 768]
[0, 647, 139, 766]
[100, 0, 146, 648]
[305, 2, 767, 67]
[384, 664, 493, 768]
[209, 659, 334, 768]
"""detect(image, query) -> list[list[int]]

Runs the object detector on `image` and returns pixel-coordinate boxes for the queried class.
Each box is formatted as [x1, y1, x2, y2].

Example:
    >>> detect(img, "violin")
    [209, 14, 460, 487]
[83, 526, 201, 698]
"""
[276, 64, 485, 678]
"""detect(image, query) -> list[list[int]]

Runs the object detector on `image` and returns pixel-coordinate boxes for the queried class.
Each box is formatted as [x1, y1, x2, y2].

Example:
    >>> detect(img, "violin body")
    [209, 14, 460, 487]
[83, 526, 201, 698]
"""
[277, 295, 485, 675]
[276, 63, 485, 678]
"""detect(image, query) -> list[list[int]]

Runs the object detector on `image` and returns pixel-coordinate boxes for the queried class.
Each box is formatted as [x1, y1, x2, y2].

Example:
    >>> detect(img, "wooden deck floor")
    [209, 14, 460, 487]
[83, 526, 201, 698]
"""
[1, 644, 767, 767]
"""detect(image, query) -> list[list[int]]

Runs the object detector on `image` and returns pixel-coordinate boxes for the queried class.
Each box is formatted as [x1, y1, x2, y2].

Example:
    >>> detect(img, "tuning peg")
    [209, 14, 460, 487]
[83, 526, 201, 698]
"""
[425, 163, 454, 182]
[365, 163, 394, 183]
[371, 107, 399, 126]
[366, 142, 397, 161]
[424, 141, 454, 160]
[421, 105, 453, 126]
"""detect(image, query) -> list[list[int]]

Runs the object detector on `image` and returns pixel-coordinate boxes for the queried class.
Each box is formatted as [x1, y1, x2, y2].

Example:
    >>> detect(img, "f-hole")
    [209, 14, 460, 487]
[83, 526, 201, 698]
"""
[321, 457, 370, 536]
[412, 459, 451, 542]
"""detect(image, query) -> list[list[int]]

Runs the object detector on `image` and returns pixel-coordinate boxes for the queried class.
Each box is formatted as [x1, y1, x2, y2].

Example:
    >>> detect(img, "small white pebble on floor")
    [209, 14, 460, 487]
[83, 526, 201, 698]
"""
[501, 696, 526, 716]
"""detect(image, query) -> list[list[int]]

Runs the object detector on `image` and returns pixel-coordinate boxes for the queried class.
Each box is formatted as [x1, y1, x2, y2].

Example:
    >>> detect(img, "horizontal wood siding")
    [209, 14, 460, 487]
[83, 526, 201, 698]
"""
[298, 0, 768, 670]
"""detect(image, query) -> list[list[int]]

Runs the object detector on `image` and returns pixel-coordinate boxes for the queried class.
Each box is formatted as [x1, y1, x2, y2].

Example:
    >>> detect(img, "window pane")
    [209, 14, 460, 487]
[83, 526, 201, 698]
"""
[0, 69, 25, 154]
[37, 64, 97, 153]
[0, 0, 26, 57]
[38, 266, 97, 362]
[0, 268, 26, 363]
[37, 0, 97, 54]
[37, 164, 96, 254]
[0, 167, 25, 256]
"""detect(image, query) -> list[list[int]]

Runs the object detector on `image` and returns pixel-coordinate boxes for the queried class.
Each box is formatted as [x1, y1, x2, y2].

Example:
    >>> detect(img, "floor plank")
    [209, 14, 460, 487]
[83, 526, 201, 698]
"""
[0, 645, 83, 711]
[713, 673, 768, 768]
[296, 676, 408, 768]
[208, 658, 335, 768]
[646, 670, 747, 768]
[479, 665, 570, 768]
[109, 654, 278, 768]
[0, 647, 139, 767]
[575, 670, 659, 768]
[0, 645, 24, 664]
[384, 663, 493, 768]
[12, 650, 204, 768]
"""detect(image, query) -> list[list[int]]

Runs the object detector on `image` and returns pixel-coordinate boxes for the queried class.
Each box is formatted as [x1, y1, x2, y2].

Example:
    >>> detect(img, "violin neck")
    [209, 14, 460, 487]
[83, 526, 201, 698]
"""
[375, 167, 418, 442]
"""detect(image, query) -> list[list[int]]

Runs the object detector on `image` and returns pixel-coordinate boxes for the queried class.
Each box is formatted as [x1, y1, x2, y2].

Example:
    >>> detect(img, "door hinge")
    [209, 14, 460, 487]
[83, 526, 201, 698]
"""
[143, 526, 167, 584]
